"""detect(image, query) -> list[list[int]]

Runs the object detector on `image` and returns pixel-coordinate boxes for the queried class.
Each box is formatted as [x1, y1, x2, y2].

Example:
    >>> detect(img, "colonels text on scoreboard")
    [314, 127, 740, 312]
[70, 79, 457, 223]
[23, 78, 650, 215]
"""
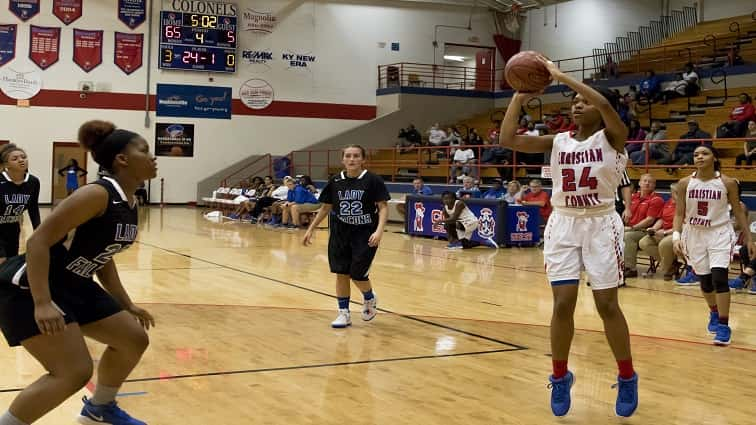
[159, 1, 237, 73]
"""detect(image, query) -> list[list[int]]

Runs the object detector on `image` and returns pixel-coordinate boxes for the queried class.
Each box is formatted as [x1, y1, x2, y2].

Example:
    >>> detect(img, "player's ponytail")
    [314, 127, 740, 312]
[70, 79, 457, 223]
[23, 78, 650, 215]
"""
[78, 120, 139, 171]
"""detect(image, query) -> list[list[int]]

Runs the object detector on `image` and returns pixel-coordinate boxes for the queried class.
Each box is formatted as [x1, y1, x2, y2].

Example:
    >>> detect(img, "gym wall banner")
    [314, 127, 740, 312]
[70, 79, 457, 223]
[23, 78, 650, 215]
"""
[118, 0, 147, 29]
[29, 25, 60, 70]
[114, 32, 143, 75]
[53, 0, 83, 25]
[0, 25, 17, 67]
[156, 83, 232, 119]
[72, 29, 102, 72]
[155, 123, 194, 157]
[9, 0, 40, 21]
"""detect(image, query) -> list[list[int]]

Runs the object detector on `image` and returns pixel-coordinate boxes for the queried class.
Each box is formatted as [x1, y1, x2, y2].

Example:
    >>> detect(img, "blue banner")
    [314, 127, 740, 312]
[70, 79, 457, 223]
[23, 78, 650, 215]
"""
[504, 205, 541, 245]
[118, 0, 146, 29]
[9, 0, 40, 21]
[0, 25, 17, 67]
[156, 84, 232, 120]
[405, 196, 507, 245]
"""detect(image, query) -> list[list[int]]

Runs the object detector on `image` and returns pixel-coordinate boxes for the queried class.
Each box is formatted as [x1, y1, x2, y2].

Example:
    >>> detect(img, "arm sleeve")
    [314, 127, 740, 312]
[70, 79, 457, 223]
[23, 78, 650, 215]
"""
[27, 177, 41, 229]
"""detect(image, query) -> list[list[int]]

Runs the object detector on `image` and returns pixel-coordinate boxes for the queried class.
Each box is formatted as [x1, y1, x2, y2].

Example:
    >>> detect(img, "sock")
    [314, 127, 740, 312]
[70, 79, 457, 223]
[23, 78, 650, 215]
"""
[91, 384, 120, 406]
[718, 316, 729, 326]
[709, 305, 718, 313]
[0, 411, 27, 425]
[337, 297, 350, 310]
[552, 360, 568, 379]
[362, 289, 374, 301]
[617, 358, 635, 379]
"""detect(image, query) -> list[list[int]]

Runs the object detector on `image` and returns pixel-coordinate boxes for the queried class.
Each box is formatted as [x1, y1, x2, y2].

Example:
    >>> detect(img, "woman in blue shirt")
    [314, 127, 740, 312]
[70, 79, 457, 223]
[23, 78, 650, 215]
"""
[57, 159, 88, 196]
[281, 176, 320, 229]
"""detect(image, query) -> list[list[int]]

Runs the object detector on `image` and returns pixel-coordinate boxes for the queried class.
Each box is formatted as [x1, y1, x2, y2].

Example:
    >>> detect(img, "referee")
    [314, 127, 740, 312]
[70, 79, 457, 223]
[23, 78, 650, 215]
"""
[303, 145, 390, 328]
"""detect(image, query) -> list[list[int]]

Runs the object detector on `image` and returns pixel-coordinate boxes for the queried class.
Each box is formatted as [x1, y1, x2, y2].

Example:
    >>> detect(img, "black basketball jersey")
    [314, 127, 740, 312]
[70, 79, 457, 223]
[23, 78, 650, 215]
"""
[0, 172, 41, 236]
[319, 170, 390, 227]
[63, 177, 138, 279]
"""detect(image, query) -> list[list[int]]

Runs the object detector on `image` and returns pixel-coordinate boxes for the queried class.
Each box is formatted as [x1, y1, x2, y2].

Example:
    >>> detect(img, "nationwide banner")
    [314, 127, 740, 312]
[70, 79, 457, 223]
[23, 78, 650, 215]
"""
[29, 25, 60, 70]
[114, 32, 143, 75]
[52, 0, 83, 25]
[118, 0, 146, 29]
[73, 29, 102, 72]
[155, 123, 194, 157]
[9, 0, 40, 21]
[0, 25, 17, 67]
[156, 84, 232, 120]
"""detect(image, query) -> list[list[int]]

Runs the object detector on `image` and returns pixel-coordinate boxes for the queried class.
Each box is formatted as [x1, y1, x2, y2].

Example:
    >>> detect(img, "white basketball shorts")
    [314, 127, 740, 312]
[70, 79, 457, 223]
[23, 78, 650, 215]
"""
[681, 224, 736, 275]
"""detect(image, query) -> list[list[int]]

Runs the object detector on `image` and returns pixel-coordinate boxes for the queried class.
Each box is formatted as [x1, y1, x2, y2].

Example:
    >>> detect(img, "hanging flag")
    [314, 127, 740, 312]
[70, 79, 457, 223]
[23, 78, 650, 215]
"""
[0, 25, 17, 67]
[114, 32, 143, 75]
[52, 0, 83, 25]
[118, 0, 146, 29]
[73, 29, 102, 72]
[29, 25, 60, 70]
[9, 0, 40, 21]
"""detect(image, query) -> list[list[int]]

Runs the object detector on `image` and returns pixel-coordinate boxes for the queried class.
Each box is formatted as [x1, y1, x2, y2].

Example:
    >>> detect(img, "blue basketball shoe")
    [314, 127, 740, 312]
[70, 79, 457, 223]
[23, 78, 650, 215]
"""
[708, 311, 719, 334]
[714, 324, 731, 346]
[613, 373, 639, 417]
[547, 371, 574, 416]
[77, 396, 146, 425]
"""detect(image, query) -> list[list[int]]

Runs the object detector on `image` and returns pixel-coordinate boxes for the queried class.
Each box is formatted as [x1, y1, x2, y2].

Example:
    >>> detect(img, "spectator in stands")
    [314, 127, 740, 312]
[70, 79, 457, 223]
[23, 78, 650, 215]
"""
[546, 114, 566, 133]
[717, 93, 756, 138]
[626, 119, 646, 154]
[488, 121, 501, 142]
[518, 179, 552, 224]
[639, 70, 661, 102]
[480, 138, 511, 179]
[638, 183, 680, 280]
[504, 180, 522, 204]
[630, 121, 668, 164]
[735, 120, 756, 167]
[299, 175, 318, 194]
[467, 128, 484, 145]
[515, 117, 530, 135]
[658, 120, 711, 170]
[557, 116, 576, 133]
[623, 174, 664, 278]
[617, 94, 631, 125]
[524, 121, 539, 136]
[397, 125, 422, 151]
[250, 176, 286, 224]
[428, 123, 447, 146]
[625, 85, 640, 103]
[727, 45, 745, 67]
[661, 63, 699, 104]
[450, 141, 476, 182]
[604, 54, 619, 79]
[396, 178, 433, 217]
[442, 126, 461, 146]
[482, 178, 506, 199]
[456, 176, 481, 199]
[281, 176, 320, 229]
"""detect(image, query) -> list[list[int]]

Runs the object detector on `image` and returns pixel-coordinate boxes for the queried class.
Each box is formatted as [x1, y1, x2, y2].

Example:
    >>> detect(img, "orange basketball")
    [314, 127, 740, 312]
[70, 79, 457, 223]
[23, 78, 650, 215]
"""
[504, 51, 553, 93]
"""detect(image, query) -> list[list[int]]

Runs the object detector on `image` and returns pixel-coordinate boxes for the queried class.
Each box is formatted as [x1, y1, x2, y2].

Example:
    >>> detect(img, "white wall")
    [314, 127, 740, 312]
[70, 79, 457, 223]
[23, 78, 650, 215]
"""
[700, 0, 754, 22]
[0, 0, 500, 203]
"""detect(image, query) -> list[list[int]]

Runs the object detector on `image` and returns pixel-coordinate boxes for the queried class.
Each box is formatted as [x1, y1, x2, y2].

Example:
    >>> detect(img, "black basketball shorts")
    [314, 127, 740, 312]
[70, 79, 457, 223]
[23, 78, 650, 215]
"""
[0, 255, 123, 346]
[328, 221, 379, 281]
[0, 233, 20, 259]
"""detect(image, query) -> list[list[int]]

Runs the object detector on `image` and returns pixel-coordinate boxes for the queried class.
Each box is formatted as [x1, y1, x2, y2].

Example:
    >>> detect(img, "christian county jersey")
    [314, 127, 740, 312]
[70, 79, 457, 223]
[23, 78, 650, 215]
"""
[445, 200, 478, 228]
[319, 170, 390, 227]
[550, 129, 627, 210]
[685, 171, 730, 228]
[0, 172, 40, 229]
[63, 177, 138, 279]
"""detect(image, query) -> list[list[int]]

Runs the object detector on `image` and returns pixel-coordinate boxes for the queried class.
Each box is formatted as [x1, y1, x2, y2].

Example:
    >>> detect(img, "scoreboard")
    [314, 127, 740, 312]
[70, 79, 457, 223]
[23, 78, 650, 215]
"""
[159, 9, 237, 73]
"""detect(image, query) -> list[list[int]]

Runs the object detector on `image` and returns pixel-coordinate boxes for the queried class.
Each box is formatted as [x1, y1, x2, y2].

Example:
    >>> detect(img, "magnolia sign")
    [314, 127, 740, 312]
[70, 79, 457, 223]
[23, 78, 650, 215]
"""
[242, 8, 276, 33]
[0, 68, 41, 99]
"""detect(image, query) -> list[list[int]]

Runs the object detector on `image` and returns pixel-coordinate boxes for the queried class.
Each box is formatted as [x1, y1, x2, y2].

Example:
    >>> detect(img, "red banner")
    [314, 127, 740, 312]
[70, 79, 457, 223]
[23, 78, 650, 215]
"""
[52, 0, 82, 25]
[114, 32, 143, 75]
[73, 29, 102, 72]
[29, 25, 60, 70]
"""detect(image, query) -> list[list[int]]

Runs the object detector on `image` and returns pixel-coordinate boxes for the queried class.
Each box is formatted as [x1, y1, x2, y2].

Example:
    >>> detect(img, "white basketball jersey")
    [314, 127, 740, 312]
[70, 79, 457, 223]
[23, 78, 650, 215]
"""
[446, 200, 478, 227]
[685, 171, 730, 228]
[549, 130, 627, 210]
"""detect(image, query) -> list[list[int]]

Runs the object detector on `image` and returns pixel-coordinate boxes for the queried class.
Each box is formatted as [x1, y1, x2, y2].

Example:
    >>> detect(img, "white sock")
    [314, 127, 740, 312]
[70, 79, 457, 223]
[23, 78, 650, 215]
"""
[0, 411, 27, 425]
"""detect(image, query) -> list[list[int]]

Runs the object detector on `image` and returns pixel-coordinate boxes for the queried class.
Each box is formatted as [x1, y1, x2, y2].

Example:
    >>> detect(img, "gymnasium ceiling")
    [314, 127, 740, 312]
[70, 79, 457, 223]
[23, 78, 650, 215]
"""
[395, 0, 574, 13]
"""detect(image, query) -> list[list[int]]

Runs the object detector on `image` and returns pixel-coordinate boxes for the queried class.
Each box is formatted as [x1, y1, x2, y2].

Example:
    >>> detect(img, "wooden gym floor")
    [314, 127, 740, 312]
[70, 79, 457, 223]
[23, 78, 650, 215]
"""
[1, 206, 755, 424]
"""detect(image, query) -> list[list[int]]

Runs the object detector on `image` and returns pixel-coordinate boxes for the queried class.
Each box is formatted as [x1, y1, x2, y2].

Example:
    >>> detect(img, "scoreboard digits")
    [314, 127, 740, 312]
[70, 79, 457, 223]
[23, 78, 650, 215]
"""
[159, 9, 237, 73]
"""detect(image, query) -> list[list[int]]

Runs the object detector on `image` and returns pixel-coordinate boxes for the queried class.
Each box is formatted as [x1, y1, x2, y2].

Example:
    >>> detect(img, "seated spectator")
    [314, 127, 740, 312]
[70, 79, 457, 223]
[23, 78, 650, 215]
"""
[482, 178, 506, 199]
[625, 119, 646, 154]
[735, 120, 756, 167]
[456, 176, 481, 199]
[717, 93, 756, 138]
[442, 126, 461, 146]
[658, 120, 711, 169]
[638, 183, 680, 280]
[515, 117, 530, 135]
[427, 123, 447, 146]
[450, 142, 476, 182]
[546, 114, 565, 133]
[467, 128, 484, 145]
[639, 70, 661, 102]
[487, 120, 501, 143]
[229, 177, 264, 219]
[661, 63, 699, 103]
[524, 121, 539, 136]
[397, 178, 433, 217]
[250, 176, 286, 224]
[397, 124, 422, 151]
[441, 191, 483, 250]
[480, 138, 512, 180]
[604, 54, 619, 78]
[503, 180, 522, 204]
[625, 85, 640, 103]
[630, 121, 669, 164]
[518, 179, 552, 224]
[281, 176, 320, 229]
[623, 174, 664, 278]
[298, 175, 318, 194]
[557, 116, 576, 133]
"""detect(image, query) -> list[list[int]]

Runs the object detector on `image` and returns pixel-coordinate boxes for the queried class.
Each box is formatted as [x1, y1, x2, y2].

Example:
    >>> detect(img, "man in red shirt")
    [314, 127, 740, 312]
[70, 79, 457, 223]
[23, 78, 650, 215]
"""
[717, 93, 755, 138]
[638, 183, 679, 280]
[519, 179, 552, 224]
[623, 174, 664, 278]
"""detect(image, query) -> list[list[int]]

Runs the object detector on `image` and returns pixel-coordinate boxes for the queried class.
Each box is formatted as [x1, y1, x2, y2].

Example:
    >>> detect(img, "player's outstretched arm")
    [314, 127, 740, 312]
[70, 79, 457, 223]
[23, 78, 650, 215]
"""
[303, 204, 332, 246]
[499, 93, 555, 153]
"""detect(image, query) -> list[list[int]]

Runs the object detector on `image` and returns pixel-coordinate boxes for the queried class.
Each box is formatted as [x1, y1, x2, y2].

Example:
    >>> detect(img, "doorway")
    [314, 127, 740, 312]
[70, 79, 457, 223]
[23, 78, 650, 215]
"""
[51, 142, 87, 205]
[443, 43, 496, 91]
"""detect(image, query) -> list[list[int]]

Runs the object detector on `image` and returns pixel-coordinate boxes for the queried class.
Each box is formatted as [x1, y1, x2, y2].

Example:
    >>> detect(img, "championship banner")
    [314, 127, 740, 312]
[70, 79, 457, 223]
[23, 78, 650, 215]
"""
[155, 123, 194, 157]
[118, 0, 146, 29]
[9, 0, 40, 21]
[114, 32, 143, 75]
[0, 25, 17, 67]
[52, 0, 82, 25]
[29, 25, 60, 70]
[73, 29, 102, 72]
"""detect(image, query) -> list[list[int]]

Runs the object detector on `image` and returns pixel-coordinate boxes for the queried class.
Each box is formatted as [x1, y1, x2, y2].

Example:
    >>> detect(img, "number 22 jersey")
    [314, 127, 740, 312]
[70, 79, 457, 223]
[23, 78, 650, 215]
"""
[318, 170, 390, 228]
[549, 129, 627, 211]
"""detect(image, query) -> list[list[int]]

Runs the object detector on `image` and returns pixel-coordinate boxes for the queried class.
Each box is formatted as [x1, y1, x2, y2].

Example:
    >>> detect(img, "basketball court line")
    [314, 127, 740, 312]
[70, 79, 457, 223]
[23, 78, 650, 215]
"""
[136, 241, 528, 350]
[0, 349, 520, 393]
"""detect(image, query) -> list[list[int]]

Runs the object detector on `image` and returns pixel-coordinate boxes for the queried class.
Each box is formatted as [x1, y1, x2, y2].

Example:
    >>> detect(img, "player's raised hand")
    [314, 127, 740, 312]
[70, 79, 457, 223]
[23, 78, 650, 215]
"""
[303, 229, 314, 246]
[536, 55, 564, 80]
[368, 231, 383, 247]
